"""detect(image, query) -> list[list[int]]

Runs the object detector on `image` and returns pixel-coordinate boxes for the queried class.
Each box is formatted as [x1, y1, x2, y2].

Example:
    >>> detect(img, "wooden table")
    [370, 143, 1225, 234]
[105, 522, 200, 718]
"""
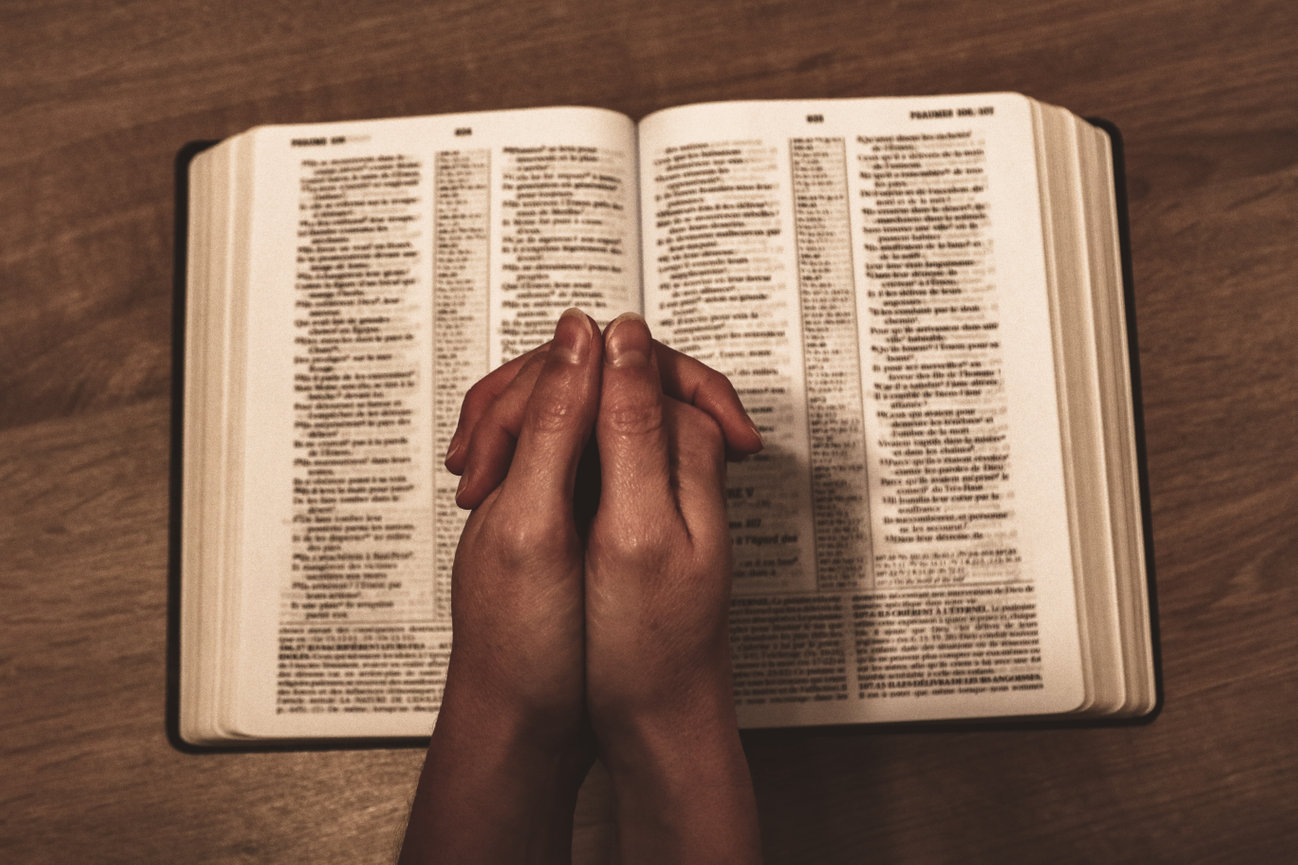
[3, 1, 1295, 861]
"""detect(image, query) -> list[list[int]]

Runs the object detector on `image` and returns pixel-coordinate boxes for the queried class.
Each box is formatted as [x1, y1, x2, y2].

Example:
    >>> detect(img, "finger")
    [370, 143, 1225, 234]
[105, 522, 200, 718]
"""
[454, 352, 547, 509]
[596, 313, 674, 519]
[653, 341, 763, 459]
[450, 328, 762, 478]
[445, 341, 550, 473]
[494, 308, 603, 515]
[663, 398, 728, 537]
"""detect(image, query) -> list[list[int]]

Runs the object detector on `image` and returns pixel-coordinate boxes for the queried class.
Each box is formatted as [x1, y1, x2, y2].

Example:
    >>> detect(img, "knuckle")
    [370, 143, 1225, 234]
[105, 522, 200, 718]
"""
[527, 397, 578, 435]
[462, 415, 511, 466]
[595, 520, 675, 569]
[678, 404, 726, 458]
[486, 512, 568, 565]
[700, 366, 729, 393]
[601, 399, 665, 437]
[459, 380, 493, 420]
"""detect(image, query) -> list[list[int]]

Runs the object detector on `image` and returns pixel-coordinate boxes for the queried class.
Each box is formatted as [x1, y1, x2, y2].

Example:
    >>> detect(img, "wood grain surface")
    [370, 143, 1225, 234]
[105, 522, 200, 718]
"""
[2, 0, 1295, 862]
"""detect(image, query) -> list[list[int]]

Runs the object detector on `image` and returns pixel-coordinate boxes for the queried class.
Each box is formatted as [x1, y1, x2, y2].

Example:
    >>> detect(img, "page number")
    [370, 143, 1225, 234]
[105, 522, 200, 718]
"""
[806, 114, 825, 123]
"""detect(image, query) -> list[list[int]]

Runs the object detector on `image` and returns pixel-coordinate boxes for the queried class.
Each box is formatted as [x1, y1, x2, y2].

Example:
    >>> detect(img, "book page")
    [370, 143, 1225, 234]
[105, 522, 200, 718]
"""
[225, 107, 638, 739]
[638, 94, 1085, 725]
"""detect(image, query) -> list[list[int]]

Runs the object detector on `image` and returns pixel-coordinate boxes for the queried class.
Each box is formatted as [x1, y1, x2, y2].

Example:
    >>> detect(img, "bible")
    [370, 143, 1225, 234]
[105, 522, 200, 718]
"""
[174, 93, 1158, 747]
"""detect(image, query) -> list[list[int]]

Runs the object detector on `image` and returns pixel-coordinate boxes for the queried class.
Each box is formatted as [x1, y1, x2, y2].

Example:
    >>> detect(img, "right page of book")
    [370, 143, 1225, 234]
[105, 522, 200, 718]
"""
[638, 94, 1086, 725]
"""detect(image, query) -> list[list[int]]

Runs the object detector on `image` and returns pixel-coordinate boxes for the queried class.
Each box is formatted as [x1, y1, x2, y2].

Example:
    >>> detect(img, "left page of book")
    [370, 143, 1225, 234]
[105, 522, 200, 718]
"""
[210, 107, 639, 741]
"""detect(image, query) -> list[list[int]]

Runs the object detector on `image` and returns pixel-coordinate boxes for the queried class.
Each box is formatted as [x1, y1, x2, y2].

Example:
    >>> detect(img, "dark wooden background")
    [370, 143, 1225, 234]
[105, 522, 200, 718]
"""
[3, 0, 1295, 861]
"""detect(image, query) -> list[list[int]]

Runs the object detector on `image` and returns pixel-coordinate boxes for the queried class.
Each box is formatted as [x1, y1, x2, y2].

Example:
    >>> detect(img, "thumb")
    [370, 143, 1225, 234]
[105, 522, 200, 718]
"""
[596, 313, 674, 522]
[494, 309, 602, 515]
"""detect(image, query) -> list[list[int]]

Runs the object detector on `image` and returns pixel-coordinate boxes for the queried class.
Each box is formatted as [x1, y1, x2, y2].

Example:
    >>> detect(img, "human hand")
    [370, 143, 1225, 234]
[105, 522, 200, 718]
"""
[583, 313, 762, 863]
[409, 310, 762, 864]
[441, 307, 600, 745]
[446, 328, 762, 509]
[400, 308, 601, 864]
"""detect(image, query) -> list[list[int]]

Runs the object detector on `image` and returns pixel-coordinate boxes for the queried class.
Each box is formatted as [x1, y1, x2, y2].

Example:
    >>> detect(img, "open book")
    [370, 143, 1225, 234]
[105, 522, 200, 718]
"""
[175, 93, 1158, 747]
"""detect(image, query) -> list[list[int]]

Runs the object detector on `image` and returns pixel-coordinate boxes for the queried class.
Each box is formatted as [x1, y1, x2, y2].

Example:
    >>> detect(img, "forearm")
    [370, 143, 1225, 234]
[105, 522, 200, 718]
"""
[399, 680, 592, 865]
[586, 312, 762, 862]
[599, 696, 762, 865]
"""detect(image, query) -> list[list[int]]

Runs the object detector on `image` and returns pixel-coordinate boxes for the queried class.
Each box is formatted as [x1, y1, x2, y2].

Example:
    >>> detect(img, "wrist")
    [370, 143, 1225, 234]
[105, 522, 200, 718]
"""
[437, 668, 593, 786]
[596, 700, 761, 865]
[401, 681, 594, 864]
[440, 640, 587, 749]
[597, 692, 745, 791]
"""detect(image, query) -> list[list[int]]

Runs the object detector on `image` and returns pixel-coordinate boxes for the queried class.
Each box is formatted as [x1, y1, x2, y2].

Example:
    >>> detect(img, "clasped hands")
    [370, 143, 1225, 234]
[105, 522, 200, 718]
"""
[403, 309, 763, 864]
[445, 307, 761, 758]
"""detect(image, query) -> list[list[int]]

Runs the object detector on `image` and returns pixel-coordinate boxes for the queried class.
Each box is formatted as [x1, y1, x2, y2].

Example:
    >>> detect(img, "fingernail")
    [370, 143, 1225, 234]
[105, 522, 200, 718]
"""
[745, 416, 765, 449]
[605, 312, 650, 368]
[553, 308, 591, 363]
[456, 470, 470, 498]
